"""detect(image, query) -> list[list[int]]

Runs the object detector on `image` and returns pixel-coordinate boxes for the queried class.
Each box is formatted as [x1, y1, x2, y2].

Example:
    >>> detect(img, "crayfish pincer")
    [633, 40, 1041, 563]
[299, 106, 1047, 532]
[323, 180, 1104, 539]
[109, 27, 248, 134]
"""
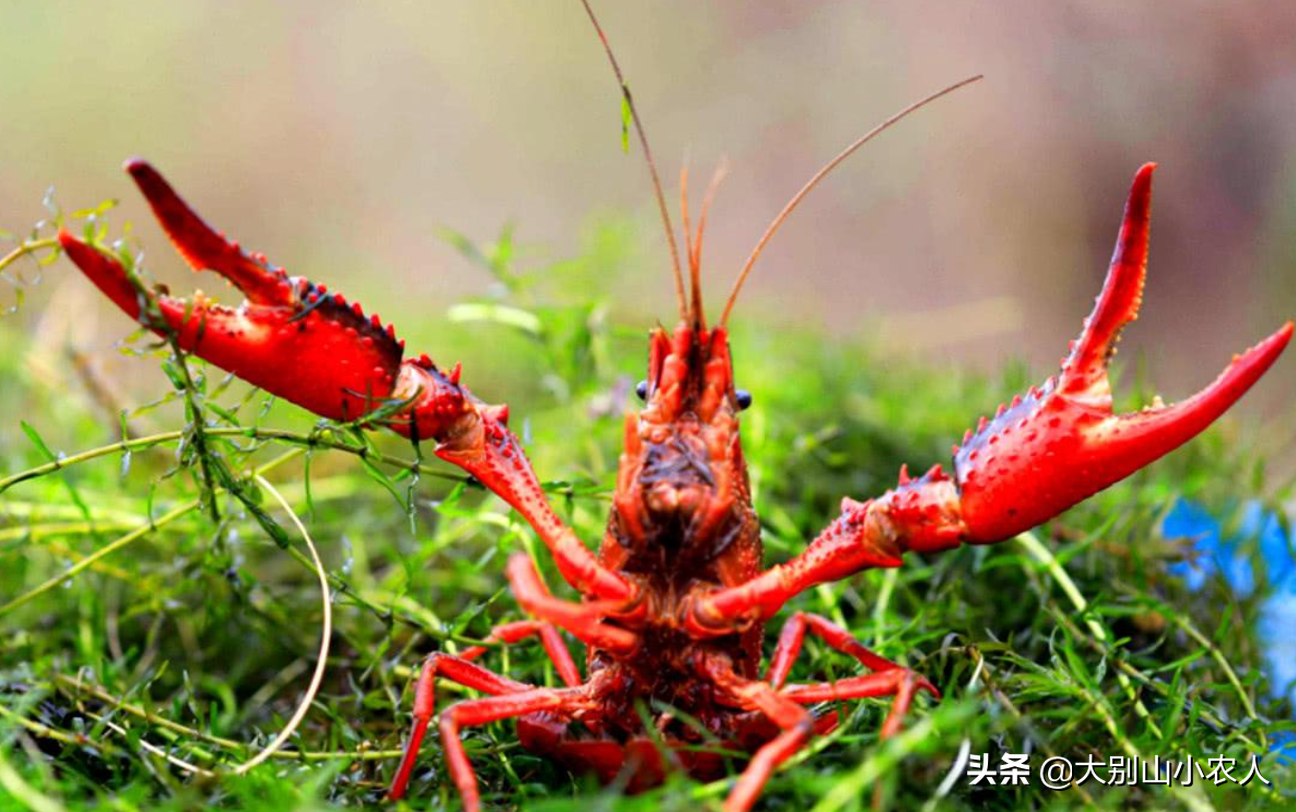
[57, 5, 1290, 811]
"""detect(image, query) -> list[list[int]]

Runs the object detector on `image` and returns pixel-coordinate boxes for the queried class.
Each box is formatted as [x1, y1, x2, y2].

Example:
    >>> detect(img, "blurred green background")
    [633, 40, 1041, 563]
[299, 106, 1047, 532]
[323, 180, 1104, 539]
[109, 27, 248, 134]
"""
[3, 0, 1295, 413]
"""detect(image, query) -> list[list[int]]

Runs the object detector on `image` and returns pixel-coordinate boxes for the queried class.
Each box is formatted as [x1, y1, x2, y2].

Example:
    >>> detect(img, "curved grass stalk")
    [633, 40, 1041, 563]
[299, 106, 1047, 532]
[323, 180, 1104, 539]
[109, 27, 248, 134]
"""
[232, 475, 332, 775]
[0, 238, 59, 276]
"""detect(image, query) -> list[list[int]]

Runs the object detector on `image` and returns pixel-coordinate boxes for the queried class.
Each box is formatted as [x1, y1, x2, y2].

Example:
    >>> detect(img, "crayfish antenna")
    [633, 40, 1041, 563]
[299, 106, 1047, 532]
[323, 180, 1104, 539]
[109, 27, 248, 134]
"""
[579, 0, 688, 321]
[719, 75, 982, 327]
[680, 162, 705, 328]
[693, 158, 728, 274]
[688, 159, 729, 329]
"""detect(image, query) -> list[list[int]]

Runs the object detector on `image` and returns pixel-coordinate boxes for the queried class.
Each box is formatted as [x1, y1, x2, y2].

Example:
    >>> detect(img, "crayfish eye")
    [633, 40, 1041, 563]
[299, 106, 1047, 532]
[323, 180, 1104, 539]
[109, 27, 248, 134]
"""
[635, 380, 649, 400]
[735, 389, 753, 410]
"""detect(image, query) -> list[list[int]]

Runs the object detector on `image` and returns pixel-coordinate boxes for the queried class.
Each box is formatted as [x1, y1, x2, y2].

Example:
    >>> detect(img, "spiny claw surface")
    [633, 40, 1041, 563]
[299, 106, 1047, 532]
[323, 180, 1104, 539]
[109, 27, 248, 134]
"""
[125, 158, 297, 306]
[60, 159, 419, 425]
[953, 164, 1292, 542]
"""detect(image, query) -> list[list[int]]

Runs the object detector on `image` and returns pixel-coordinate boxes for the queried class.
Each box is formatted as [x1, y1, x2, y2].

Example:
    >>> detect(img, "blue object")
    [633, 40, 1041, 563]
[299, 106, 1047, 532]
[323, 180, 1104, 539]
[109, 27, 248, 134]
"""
[1161, 499, 1296, 760]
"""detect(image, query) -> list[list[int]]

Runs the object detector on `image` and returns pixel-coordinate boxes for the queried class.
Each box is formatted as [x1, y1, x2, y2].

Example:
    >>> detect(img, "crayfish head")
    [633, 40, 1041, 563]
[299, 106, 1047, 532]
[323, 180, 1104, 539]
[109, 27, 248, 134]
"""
[614, 323, 753, 552]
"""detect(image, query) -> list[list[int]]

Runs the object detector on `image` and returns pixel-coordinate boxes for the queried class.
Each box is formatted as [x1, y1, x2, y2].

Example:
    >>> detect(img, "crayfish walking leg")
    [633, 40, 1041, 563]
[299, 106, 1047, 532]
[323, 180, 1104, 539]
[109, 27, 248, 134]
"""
[387, 617, 589, 799]
[699, 654, 815, 812]
[456, 620, 583, 688]
[436, 683, 604, 812]
[388, 654, 529, 800]
[767, 612, 938, 739]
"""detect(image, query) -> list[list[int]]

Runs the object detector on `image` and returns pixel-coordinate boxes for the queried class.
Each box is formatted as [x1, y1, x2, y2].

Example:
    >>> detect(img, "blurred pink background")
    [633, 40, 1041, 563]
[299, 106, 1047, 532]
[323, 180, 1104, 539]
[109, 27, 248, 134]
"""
[3, 0, 1294, 417]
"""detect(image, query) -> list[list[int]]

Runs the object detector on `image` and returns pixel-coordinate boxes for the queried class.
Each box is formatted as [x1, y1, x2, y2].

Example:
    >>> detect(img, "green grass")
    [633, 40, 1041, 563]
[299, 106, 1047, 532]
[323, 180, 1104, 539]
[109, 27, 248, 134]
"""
[1, 207, 1293, 812]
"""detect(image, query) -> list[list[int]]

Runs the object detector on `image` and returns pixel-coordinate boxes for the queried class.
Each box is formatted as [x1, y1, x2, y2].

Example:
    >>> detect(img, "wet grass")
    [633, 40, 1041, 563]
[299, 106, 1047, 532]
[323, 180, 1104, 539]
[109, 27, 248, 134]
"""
[1, 210, 1293, 811]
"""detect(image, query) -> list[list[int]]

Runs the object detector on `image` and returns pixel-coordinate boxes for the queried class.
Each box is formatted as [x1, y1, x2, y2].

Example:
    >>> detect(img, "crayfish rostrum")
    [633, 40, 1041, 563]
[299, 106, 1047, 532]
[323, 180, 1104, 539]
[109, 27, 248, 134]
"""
[54, 6, 1291, 812]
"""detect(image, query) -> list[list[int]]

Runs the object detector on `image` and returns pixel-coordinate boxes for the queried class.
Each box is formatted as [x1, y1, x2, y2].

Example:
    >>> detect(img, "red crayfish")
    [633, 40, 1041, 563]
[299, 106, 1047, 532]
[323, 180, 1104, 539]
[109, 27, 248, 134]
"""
[56, 5, 1291, 810]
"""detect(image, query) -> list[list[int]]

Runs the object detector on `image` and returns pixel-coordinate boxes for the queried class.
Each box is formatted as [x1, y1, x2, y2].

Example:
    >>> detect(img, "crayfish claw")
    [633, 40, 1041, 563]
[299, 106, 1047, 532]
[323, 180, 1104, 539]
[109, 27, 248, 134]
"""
[125, 158, 295, 306]
[62, 160, 413, 424]
[953, 164, 1291, 543]
[1058, 162, 1153, 404]
[1102, 321, 1293, 455]
[59, 231, 155, 323]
